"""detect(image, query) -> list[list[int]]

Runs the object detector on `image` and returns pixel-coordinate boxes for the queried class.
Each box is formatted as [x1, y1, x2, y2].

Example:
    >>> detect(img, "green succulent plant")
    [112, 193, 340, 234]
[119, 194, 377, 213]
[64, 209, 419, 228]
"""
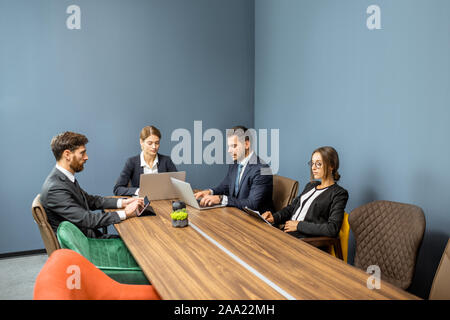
[170, 208, 188, 220]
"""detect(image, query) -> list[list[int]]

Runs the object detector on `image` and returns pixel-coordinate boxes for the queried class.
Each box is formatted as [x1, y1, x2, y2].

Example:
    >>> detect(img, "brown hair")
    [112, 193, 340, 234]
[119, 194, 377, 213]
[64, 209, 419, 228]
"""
[140, 126, 161, 141]
[51, 132, 88, 161]
[228, 125, 250, 141]
[310, 146, 341, 182]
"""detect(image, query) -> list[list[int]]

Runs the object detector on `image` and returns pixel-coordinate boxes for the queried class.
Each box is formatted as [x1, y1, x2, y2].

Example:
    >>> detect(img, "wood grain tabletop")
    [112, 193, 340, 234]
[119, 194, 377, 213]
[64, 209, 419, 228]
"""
[115, 200, 419, 300]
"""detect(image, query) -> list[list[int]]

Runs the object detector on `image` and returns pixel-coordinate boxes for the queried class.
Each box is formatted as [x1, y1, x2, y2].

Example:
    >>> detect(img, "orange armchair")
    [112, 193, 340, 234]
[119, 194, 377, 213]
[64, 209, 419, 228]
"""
[33, 249, 161, 300]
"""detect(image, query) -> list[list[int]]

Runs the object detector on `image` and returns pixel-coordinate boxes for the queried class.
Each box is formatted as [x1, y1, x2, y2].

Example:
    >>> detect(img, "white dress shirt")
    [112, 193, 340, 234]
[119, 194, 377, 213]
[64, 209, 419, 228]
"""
[141, 152, 159, 174]
[55, 164, 126, 220]
[291, 186, 329, 222]
[211, 151, 255, 205]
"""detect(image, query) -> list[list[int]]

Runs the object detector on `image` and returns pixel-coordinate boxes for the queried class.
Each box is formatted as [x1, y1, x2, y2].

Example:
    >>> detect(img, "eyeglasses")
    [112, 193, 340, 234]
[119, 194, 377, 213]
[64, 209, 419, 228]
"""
[307, 160, 323, 169]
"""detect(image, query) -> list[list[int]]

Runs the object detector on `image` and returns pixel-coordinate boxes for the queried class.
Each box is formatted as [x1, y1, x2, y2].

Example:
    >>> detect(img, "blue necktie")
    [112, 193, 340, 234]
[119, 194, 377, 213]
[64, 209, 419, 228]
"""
[234, 164, 243, 196]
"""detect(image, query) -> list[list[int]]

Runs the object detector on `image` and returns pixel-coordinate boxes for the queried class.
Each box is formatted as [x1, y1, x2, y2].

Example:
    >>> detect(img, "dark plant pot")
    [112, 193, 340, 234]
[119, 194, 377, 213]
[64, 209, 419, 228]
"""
[172, 201, 186, 212]
[172, 218, 188, 228]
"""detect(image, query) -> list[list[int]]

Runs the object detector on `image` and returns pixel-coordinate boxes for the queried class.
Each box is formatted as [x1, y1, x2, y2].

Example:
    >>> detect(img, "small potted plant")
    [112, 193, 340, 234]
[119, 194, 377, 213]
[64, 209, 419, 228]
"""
[170, 207, 188, 228]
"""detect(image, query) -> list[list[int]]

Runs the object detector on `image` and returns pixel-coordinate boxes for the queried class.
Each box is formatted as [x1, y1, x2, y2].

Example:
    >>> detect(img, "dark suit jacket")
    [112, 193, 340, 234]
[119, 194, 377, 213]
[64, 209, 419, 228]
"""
[273, 181, 349, 238]
[40, 167, 121, 238]
[211, 153, 274, 213]
[113, 153, 177, 196]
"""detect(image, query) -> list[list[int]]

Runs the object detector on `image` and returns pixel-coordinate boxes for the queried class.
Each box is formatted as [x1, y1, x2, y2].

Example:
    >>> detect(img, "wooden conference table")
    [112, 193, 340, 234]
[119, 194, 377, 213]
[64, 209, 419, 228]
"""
[114, 199, 418, 300]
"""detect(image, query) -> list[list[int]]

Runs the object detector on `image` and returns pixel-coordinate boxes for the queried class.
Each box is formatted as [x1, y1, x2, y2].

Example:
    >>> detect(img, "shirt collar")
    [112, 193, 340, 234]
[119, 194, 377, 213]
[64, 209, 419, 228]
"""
[140, 151, 159, 169]
[238, 151, 254, 167]
[55, 164, 75, 183]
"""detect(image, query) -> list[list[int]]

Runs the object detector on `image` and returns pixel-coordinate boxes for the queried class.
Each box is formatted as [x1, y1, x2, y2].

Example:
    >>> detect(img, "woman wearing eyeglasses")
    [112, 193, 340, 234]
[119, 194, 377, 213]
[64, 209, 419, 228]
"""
[262, 146, 348, 239]
[113, 126, 177, 196]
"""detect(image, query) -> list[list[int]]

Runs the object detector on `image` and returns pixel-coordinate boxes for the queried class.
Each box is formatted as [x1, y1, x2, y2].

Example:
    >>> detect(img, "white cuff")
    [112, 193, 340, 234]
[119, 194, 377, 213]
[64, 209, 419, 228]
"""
[117, 199, 123, 209]
[135, 188, 140, 196]
[209, 189, 214, 195]
[222, 195, 228, 206]
[117, 210, 126, 221]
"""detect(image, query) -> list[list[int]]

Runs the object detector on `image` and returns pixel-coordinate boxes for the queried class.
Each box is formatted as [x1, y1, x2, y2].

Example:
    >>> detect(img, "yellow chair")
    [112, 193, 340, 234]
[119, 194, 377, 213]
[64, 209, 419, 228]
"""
[329, 212, 349, 262]
[301, 212, 349, 262]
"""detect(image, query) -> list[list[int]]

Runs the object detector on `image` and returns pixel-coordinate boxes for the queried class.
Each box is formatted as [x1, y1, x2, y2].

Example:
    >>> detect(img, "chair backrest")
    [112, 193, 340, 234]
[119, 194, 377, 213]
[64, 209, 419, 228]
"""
[348, 200, 425, 289]
[429, 239, 450, 300]
[330, 212, 350, 262]
[339, 212, 350, 263]
[57, 221, 90, 258]
[272, 175, 299, 212]
[31, 194, 60, 256]
[33, 249, 160, 300]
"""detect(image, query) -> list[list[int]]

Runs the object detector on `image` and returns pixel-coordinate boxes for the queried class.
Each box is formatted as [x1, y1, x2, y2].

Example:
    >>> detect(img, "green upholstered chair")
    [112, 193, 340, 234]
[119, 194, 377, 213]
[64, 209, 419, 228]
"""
[57, 221, 149, 285]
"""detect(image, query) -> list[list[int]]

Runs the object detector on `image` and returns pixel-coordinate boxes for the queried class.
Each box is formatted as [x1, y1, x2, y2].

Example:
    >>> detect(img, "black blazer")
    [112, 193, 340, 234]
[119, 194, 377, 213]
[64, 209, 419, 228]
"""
[40, 167, 121, 238]
[273, 181, 349, 238]
[212, 153, 274, 213]
[113, 153, 177, 196]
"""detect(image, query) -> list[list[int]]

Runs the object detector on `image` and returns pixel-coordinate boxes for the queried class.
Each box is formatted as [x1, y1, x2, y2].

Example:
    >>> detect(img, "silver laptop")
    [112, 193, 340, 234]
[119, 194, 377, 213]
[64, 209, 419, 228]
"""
[170, 177, 226, 210]
[138, 171, 186, 200]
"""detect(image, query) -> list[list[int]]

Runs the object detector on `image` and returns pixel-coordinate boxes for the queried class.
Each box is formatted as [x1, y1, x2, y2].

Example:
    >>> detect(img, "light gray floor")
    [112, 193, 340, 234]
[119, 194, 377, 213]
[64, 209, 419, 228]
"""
[0, 253, 47, 300]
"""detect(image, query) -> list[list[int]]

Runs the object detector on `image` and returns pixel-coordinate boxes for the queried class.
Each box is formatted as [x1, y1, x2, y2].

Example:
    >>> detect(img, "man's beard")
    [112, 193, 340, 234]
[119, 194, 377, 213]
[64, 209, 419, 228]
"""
[70, 159, 84, 173]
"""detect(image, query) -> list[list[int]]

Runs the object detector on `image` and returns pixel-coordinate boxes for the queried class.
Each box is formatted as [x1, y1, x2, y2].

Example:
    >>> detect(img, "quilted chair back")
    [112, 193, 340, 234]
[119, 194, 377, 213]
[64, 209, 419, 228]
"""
[349, 200, 425, 289]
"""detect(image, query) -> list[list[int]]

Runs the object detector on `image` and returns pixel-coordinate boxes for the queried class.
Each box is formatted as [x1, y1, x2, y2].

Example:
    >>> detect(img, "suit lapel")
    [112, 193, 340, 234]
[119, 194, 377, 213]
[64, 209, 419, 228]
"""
[236, 154, 258, 196]
[232, 154, 258, 197]
[156, 153, 162, 171]
[53, 168, 87, 209]
[229, 164, 238, 197]
[138, 156, 144, 175]
[235, 167, 247, 197]
[74, 180, 89, 210]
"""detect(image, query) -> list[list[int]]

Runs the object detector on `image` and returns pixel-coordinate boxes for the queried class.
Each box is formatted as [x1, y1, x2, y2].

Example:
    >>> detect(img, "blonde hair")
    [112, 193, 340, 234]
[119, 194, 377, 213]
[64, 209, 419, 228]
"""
[140, 126, 161, 141]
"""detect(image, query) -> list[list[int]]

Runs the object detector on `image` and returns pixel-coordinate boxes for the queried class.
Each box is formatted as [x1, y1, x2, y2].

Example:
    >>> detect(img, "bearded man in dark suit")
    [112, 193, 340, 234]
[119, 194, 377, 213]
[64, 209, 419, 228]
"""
[40, 131, 143, 238]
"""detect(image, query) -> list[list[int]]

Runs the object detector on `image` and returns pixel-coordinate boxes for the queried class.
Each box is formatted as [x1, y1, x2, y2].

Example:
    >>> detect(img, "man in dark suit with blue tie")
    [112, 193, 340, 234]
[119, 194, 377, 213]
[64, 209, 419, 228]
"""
[194, 126, 274, 213]
[40, 132, 143, 238]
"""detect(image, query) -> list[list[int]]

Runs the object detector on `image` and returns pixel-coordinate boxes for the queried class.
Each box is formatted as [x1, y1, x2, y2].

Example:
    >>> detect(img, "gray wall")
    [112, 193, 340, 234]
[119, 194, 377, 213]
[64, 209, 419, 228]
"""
[0, 0, 254, 253]
[2, 0, 449, 299]
[255, 0, 450, 298]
